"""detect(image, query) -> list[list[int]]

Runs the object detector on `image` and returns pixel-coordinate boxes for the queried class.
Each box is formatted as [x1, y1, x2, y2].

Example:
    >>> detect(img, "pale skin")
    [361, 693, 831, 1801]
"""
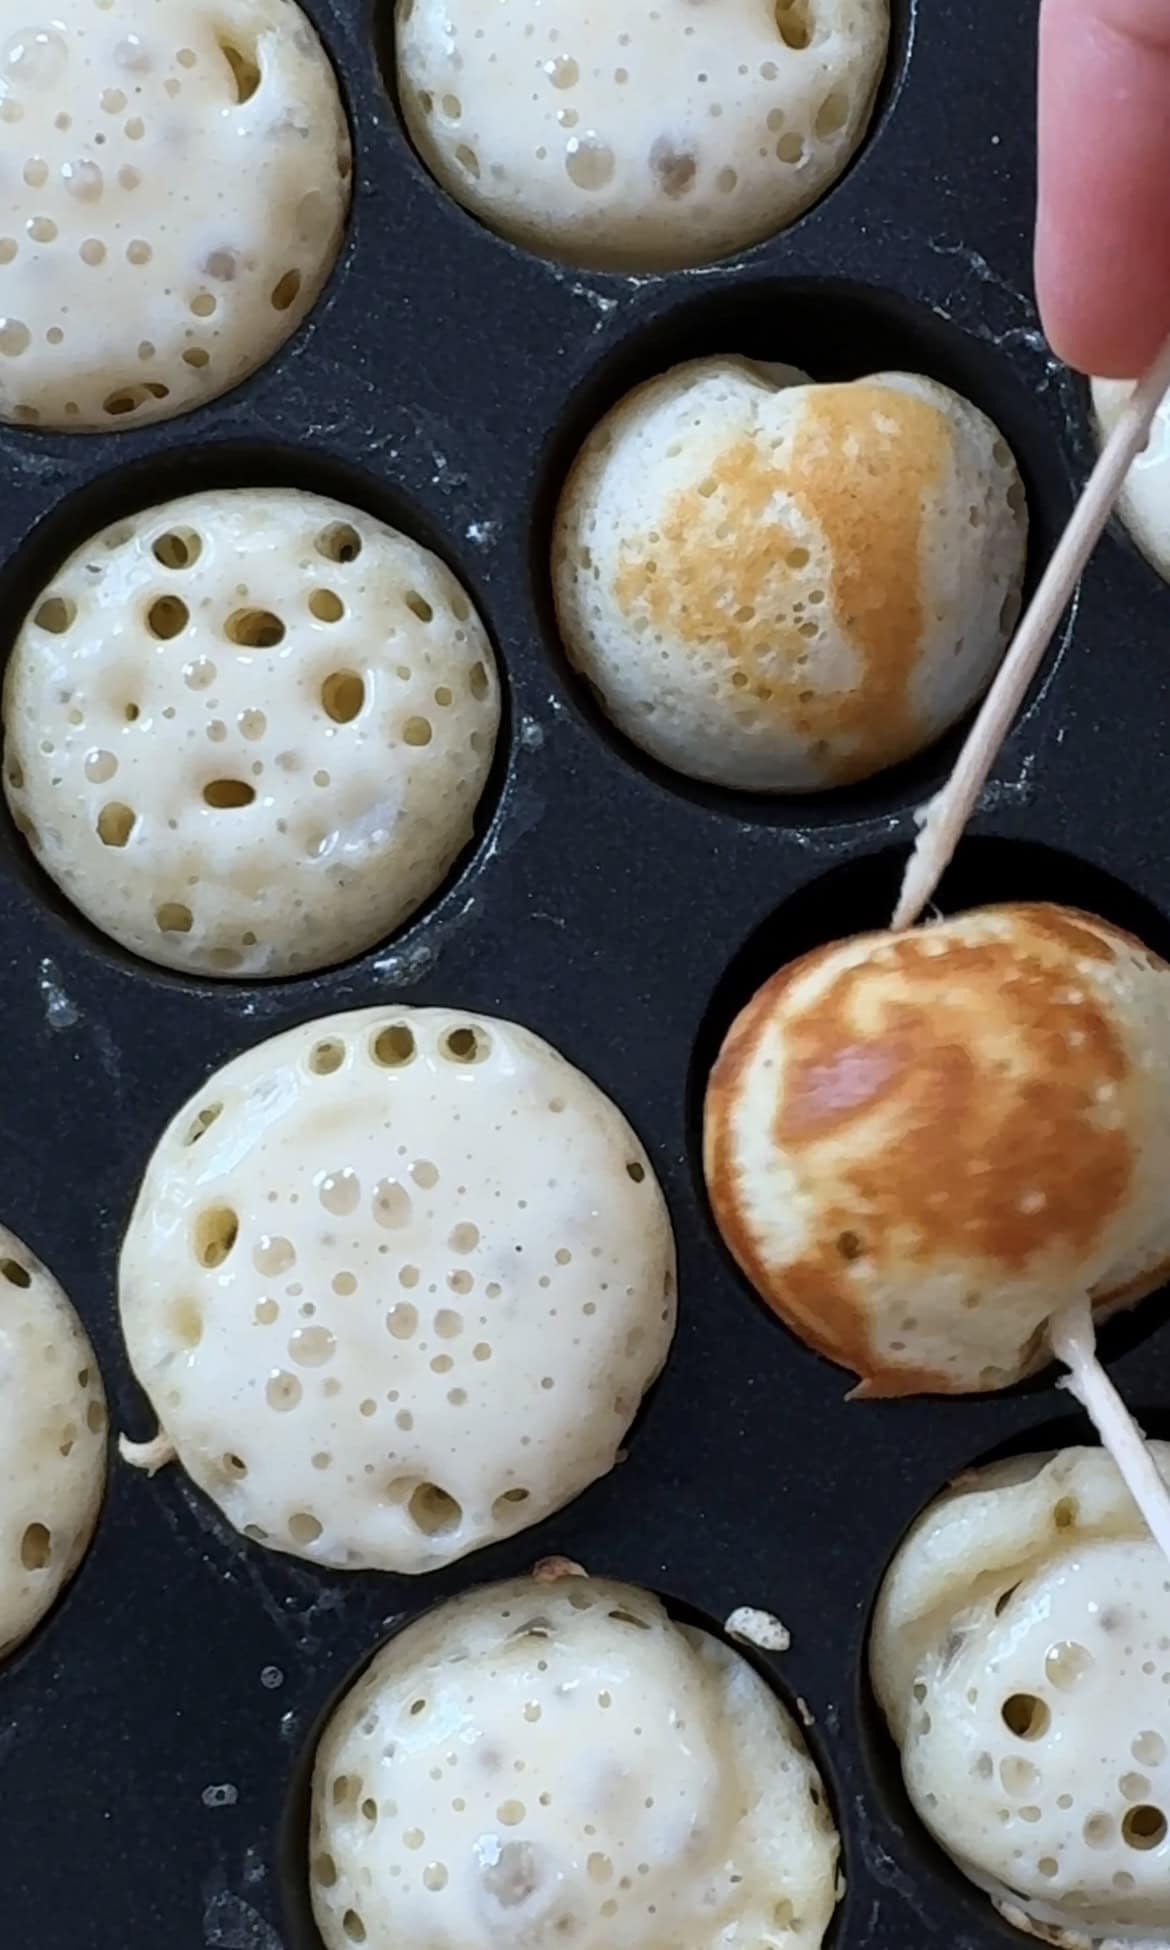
[1037, 0, 1170, 375]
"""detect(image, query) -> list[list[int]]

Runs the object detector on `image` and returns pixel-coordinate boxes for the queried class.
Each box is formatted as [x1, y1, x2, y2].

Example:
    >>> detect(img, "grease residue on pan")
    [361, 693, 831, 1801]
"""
[0, 2, 1163, 1949]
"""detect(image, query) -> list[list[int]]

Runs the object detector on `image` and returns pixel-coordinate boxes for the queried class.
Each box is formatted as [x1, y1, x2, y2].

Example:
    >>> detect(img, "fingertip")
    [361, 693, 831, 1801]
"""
[1037, 0, 1170, 378]
[1035, 228, 1170, 378]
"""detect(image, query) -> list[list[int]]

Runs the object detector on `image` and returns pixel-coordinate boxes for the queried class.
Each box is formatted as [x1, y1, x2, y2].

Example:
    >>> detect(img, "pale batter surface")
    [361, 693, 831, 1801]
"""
[4, 489, 500, 979]
[872, 1447, 1170, 1946]
[0, 1, 351, 429]
[396, 0, 888, 270]
[0, 1225, 106, 1660]
[311, 1572, 840, 1950]
[120, 1009, 676, 1571]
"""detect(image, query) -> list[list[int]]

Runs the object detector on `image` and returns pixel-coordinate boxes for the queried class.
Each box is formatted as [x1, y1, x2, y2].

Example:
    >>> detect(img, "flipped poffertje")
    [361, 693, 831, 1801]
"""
[555, 359, 1026, 791]
[705, 902, 1170, 1394]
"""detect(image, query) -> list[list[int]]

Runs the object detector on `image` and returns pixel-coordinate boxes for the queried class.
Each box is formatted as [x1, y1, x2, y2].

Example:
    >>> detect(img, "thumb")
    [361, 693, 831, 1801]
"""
[1036, 0, 1170, 377]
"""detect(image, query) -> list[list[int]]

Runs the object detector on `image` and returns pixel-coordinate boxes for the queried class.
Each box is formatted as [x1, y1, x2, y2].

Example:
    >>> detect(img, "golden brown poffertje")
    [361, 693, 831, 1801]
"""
[705, 903, 1170, 1393]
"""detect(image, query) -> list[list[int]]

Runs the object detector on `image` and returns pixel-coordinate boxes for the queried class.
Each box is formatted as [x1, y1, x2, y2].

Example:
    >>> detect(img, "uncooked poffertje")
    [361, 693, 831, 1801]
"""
[310, 1569, 840, 1950]
[396, 0, 889, 271]
[0, 1226, 106, 1661]
[555, 359, 1026, 791]
[0, 1, 351, 430]
[704, 902, 1170, 1393]
[3, 489, 500, 979]
[1093, 381, 1170, 588]
[871, 1447, 1170, 1946]
[119, 1008, 676, 1572]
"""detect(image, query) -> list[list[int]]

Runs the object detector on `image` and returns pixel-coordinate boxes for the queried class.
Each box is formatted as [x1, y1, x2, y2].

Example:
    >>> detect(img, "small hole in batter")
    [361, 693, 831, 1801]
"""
[316, 523, 362, 564]
[321, 670, 365, 722]
[97, 801, 136, 847]
[1001, 1694, 1050, 1741]
[156, 902, 192, 933]
[152, 529, 202, 570]
[775, 0, 814, 48]
[194, 1206, 239, 1268]
[183, 1103, 222, 1146]
[103, 382, 169, 415]
[310, 1039, 345, 1075]
[218, 33, 260, 103]
[1122, 1806, 1167, 1850]
[441, 1024, 489, 1064]
[225, 608, 285, 649]
[34, 596, 76, 634]
[407, 1483, 462, 1535]
[20, 1522, 51, 1570]
[147, 595, 189, 640]
[203, 780, 255, 809]
[372, 1023, 416, 1067]
[271, 268, 302, 312]
[309, 588, 344, 623]
[492, 1488, 530, 1521]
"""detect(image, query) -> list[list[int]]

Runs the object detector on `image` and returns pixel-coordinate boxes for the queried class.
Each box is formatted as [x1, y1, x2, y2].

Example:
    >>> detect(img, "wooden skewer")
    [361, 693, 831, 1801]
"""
[889, 335, 1170, 1562]
[892, 331, 1170, 933]
[1049, 1297, 1170, 1562]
